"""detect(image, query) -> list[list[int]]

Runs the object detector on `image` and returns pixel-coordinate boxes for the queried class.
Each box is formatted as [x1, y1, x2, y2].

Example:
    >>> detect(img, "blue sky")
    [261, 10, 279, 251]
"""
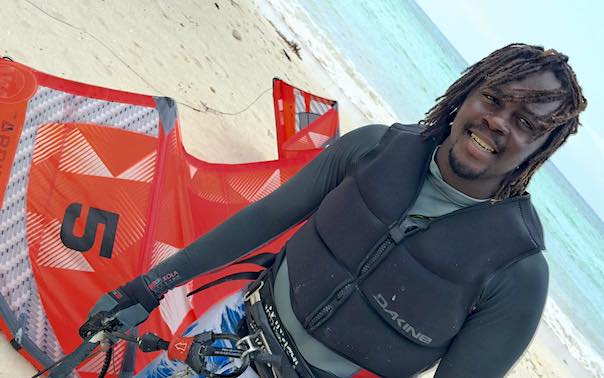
[416, 0, 604, 217]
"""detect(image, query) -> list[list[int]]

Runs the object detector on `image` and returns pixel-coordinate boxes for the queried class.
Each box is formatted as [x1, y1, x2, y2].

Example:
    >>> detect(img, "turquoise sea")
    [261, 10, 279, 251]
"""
[257, 0, 604, 375]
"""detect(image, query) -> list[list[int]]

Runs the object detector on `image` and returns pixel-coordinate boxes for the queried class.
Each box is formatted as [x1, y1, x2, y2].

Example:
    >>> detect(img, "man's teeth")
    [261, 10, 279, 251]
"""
[470, 132, 495, 153]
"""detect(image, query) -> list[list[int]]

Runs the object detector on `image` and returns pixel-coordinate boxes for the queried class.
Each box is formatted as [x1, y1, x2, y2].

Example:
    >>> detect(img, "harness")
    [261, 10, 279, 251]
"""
[188, 251, 318, 378]
[242, 259, 316, 378]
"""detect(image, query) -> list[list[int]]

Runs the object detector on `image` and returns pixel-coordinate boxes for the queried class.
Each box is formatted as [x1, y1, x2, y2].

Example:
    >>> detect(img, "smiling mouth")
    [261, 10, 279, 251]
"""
[469, 131, 496, 153]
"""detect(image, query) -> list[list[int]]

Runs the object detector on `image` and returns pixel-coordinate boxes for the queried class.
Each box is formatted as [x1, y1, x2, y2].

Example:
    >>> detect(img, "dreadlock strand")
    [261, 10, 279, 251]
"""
[493, 117, 578, 199]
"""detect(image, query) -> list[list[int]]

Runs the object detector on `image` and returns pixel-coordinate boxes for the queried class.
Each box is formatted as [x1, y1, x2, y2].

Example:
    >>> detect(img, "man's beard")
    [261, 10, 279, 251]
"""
[448, 146, 488, 180]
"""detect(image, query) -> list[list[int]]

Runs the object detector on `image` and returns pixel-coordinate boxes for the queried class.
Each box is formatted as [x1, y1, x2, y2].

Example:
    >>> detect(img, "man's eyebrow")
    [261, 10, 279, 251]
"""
[494, 86, 558, 119]
[485, 86, 502, 94]
[518, 105, 540, 120]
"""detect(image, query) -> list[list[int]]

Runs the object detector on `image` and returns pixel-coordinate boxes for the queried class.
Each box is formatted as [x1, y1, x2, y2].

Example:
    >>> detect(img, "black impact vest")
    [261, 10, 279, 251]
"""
[284, 123, 545, 377]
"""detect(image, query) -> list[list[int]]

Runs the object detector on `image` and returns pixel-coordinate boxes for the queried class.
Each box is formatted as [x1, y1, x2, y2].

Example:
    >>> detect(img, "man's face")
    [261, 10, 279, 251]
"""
[437, 70, 563, 198]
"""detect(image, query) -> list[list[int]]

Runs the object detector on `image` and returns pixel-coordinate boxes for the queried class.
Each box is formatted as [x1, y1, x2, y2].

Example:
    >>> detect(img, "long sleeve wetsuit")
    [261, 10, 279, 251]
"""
[146, 125, 549, 377]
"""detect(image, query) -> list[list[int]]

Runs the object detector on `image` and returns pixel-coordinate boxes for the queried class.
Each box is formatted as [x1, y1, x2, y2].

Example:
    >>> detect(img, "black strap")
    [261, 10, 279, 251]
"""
[187, 272, 262, 297]
[188, 252, 278, 297]
[234, 252, 277, 268]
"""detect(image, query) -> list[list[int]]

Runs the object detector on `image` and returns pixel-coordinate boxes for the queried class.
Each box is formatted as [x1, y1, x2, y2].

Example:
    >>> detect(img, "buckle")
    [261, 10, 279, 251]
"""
[237, 330, 262, 360]
[237, 330, 280, 378]
[243, 280, 264, 304]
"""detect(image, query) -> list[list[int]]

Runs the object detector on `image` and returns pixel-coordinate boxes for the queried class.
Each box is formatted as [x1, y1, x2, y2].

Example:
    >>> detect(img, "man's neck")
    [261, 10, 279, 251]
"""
[434, 146, 497, 200]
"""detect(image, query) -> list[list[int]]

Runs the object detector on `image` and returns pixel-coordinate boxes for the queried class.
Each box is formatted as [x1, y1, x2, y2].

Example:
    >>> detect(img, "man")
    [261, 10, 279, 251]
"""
[82, 44, 586, 377]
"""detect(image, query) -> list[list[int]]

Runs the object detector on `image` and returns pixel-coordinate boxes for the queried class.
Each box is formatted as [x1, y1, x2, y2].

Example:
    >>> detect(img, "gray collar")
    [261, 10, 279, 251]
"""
[428, 148, 489, 207]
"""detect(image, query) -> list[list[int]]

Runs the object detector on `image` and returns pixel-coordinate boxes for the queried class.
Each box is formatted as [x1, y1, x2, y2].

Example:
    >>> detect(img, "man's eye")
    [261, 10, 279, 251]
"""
[483, 93, 498, 104]
[518, 117, 533, 129]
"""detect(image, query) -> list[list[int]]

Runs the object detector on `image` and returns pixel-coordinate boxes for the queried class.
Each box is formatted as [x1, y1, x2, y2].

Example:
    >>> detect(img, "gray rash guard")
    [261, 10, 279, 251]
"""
[146, 125, 549, 377]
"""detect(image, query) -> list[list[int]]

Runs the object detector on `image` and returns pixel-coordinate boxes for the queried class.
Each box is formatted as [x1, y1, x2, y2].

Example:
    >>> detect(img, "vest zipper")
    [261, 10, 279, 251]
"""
[307, 282, 355, 330]
[360, 222, 426, 278]
[360, 237, 394, 275]
[306, 143, 437, 332]
[307, 223, 423, 331]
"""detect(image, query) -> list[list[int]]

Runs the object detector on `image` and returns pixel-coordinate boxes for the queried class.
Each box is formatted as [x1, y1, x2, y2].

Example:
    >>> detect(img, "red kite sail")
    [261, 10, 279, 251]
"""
[0, 59, 339, 376]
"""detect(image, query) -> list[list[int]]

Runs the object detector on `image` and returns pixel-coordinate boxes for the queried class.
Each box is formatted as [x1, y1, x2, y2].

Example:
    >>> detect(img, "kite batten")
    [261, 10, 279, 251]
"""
[131, 121, 201, 364]
[135, 124, 173, 277]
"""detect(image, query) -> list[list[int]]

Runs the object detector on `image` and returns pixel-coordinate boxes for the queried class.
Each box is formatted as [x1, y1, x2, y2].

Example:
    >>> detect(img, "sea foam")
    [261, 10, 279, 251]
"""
[254, 0, 399, 126]
[543, 297, 604, 377]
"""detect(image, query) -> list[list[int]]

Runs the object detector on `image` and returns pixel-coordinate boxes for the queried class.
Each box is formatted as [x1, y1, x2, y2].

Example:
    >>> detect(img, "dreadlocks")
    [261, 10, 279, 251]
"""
[420, 43, 587, 200]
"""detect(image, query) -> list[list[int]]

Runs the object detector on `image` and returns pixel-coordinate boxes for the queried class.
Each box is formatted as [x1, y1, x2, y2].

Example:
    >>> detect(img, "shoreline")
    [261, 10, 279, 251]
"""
[0, 1, 594, 377]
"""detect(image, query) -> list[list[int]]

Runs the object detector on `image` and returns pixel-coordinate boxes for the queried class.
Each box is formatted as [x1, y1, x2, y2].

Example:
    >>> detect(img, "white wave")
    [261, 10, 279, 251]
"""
[253, 0, 401, 126]
[543, 297, 604, 377]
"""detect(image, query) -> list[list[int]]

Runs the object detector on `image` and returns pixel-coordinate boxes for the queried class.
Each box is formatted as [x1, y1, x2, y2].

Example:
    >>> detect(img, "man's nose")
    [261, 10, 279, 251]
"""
[484, 111, 511, 135]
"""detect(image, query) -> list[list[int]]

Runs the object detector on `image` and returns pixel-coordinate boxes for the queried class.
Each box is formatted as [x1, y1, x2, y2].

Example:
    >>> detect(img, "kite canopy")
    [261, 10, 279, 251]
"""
[0, 59, 339, 377]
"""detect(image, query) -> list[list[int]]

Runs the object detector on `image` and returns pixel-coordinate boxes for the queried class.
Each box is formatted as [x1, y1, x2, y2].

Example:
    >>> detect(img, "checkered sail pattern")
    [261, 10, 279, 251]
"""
[0, 60, 339, 377]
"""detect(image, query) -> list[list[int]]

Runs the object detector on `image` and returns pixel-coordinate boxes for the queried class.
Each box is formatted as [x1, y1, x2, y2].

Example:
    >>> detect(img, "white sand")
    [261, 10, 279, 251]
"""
[0, 1, 593, 377]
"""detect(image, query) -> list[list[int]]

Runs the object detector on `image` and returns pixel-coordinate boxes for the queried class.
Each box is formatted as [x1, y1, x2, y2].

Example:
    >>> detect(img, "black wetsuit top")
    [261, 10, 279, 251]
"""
[147, 125, 549, 377]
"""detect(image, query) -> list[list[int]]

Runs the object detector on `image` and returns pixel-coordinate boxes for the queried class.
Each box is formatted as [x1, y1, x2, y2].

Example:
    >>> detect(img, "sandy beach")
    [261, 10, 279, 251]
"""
[0, 1, 593, 377]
